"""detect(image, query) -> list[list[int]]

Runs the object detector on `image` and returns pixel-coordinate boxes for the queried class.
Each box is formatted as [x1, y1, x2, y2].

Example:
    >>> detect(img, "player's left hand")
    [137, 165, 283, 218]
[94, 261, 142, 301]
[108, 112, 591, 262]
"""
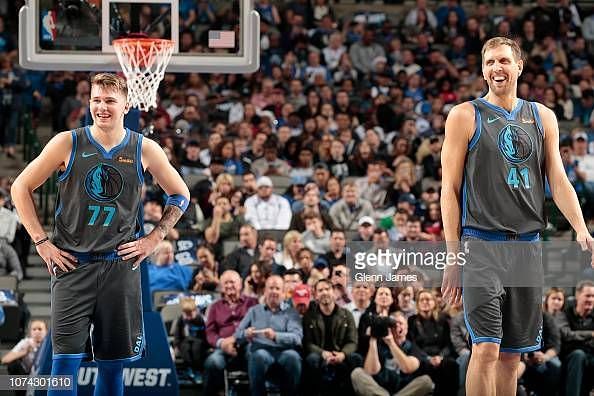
[576, 231, 594, 268]
[117, 234, 160, 267]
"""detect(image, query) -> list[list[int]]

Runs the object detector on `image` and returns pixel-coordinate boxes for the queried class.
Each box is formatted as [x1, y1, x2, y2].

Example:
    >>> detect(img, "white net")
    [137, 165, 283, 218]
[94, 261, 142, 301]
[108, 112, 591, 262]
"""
[113, 38, 174, 112]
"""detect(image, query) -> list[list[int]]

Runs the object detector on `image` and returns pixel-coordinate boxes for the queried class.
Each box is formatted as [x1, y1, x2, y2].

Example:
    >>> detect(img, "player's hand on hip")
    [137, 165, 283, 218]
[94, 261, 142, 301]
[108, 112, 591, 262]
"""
[37, 241, 77, 275]
[576, 231, 594, 268]
[441, 262, 462, 306]
[117, 234, 160, 266]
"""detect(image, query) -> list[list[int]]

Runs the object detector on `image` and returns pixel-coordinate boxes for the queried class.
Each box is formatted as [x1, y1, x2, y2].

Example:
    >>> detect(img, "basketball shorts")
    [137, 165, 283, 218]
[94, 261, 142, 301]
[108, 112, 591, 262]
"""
[51, 251, 145, 362]
[461, 228, 543, 353]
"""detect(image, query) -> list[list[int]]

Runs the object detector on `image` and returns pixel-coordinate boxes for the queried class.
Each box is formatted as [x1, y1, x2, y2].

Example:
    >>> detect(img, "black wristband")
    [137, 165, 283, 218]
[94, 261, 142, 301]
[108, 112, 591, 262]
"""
[34, 237, 49, 246]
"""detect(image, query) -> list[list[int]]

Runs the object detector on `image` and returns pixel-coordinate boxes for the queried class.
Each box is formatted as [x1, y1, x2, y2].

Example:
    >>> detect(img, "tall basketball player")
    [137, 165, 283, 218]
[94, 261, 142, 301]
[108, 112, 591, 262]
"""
[440, 37, 594, 396]
[11, 73, 190, 396]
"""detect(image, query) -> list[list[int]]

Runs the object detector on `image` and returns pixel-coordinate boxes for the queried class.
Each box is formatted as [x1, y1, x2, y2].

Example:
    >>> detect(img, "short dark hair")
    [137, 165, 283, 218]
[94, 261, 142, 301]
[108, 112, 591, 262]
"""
[576, 280, 594, 294]
[315, 278, 333, 291]
[407, 215, 421, 224]
[284, 268, 304, 282]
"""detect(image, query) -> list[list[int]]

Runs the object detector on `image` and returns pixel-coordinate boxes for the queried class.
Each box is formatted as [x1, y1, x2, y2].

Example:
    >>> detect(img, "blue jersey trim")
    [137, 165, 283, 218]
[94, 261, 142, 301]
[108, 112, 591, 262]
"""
[55, 202, 63, 218]
[500, 343, 541, 353]
[468, 103, 482, 150]
[461, 175, 468, 227]
[473, 337, 502, 345]
[136, 134, 144, 184]
[478, 97, 523, 121]
[85, 126, 131, 160]
[463, 293, 502, 345]
[530, 102, 545, 137]
[462, 227, 540, 241]
[53, 353, 89, 359]
[58, 130, 77, 182]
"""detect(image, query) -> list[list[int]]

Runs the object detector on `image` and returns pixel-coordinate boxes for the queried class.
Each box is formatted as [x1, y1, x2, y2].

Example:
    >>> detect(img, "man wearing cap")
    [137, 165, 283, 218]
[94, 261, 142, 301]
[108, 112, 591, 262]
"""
[292, 283, 311, 316]
[329, 182, 375, 231]
[303, 278, 361, 395]
[244, 176, 292, 230]
[354, 216, 376, 242]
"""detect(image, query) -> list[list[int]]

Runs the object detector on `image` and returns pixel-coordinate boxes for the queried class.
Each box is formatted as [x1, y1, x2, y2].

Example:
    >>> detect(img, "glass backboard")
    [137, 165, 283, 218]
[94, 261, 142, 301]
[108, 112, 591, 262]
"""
[19, 0, 259, 73]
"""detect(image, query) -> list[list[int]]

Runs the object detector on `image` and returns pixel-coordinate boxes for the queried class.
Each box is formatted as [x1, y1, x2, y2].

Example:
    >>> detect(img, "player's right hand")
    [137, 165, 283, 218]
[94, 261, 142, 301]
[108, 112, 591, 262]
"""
[576, 231, 594, 268]
[441, 263, 462, 306]
[36, 241, 77, 275]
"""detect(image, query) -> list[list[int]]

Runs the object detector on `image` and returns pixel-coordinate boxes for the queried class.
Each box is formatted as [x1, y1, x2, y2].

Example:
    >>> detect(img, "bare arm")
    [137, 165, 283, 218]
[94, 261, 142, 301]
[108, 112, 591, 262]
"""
[363, 337, 382, 375]
[1, 348, 28, 365]
[11, 132, 77, 274]
[117, 138, 190, 265]
[386, 339, 420, 374]
[539, 103, 594, 264]
[440, 103, 474, 304]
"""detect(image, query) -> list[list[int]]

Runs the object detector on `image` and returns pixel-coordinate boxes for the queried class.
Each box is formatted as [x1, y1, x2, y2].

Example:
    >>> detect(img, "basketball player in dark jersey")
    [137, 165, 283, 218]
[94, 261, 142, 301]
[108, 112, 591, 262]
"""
[440, 37, 594, 396]
[11, 73, 190, 396]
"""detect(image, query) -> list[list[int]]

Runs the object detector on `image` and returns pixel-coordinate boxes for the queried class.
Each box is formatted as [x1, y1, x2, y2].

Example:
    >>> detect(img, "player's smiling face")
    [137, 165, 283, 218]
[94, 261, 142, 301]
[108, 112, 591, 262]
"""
[482, 45, 522, 96]
[89, 85, 129, 131]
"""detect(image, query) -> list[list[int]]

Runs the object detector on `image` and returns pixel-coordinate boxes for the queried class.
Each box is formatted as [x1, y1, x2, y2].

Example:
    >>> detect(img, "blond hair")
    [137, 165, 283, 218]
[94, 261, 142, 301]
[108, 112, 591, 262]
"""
[482, 37, 523, 63]
[180, 297, 196, 313]
[91, 73, 128, 97]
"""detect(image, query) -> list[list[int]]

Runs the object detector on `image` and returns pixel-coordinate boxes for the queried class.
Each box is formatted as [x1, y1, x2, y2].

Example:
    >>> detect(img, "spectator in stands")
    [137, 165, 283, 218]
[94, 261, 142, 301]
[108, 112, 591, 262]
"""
[179, 140, 204, 176]
[449, 302, 470, 394]
[320, 229, 347, 269]
[354, 216, 376, 242]
[557, 280, 594, 396]
[544, 287, 566, 316]
[351, 310, 434, 396]
[403, 216, 434, 242]
[405, 0, 438, 31]
[244, 176, 292, 230]
[324, 176, 342, 206]
[397, 286, 417, 319]
[522, 307, 562, 396]
[573, 132, 594, 198]
[303, 278, 361, 395]
[190, 245, 219, 292]
[329, 182, 374, 231]
[295, 247, 314, 282]
[301, 212, 331, 255]
[199, 132, 223, 168]
[1, 319, 47, 375]
[204, 193, 245, 251]
[213, 139, 245, 175]
[147, 240, 192, 295]
[273, 231, 301, 270]
[331, 264, 352, 307]
[0, 188, 22, 281]
[355, 160, 389, 210]
[0, 55, 26, 159]
[348, 27, 385, 76]
[384, 208, 409, 242]
[235, 275, 303, 396]
[221, 224, 258, 278]
[203, 270, 258, 395]
[171, 297, 207, 383]
[290, 185, 333, 231]
[241, 172, 258, 198]
[346, 281, 373, 327]
[407, 290, 458, 396]
[291, 283, 311, 316]
[252, 139, 291, 178]
[283, 268, 304, 301]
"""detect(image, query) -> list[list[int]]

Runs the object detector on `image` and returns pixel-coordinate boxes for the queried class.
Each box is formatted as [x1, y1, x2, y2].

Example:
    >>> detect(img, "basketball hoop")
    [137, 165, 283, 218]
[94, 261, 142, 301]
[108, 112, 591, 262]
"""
[113, 38, 174, 112]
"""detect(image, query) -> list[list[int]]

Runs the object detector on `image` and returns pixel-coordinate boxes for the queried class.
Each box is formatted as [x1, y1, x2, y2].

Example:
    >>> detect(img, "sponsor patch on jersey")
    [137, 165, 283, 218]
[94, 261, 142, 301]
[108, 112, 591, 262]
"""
[117, 156, 134, 164]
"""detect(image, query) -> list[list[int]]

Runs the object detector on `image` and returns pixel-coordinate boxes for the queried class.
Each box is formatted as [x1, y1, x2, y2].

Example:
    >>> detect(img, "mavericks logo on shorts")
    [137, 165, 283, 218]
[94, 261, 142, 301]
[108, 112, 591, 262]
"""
[498, 125, 533, 164]
[84, 163, 124, 202]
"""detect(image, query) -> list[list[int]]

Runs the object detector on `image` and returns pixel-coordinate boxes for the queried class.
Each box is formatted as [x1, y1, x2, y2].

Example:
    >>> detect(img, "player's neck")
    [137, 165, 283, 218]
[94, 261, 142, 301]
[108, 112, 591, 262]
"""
[484, 92, 519, 112]
[89, 124, 127, 150]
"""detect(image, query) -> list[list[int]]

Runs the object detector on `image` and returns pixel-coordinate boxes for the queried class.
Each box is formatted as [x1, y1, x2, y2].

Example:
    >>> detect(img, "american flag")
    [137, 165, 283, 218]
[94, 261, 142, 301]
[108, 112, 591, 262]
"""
[208, 31, 235, 49]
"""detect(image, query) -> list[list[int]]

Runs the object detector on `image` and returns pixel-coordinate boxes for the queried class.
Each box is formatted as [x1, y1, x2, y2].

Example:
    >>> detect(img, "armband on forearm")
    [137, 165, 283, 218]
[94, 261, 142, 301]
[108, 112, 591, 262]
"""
[165, 194, 189, 212]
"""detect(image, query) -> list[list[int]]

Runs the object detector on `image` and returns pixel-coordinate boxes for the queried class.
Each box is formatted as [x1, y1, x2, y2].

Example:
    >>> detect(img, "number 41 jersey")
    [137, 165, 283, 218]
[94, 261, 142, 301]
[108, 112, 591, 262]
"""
[52, 127, 144, 253]
[462, 98, 546, 234]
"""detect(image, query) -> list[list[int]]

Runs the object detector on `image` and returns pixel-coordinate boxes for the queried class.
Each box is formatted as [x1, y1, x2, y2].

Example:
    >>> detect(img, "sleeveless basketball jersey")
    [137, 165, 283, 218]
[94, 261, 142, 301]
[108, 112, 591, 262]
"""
[462, 98, 546, 234]
[52, 127, 144, 252]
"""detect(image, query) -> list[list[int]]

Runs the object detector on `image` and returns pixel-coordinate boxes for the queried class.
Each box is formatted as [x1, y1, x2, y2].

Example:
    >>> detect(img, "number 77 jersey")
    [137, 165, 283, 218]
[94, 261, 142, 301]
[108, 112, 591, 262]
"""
[461, 98, 546, 234]
[52, 126, 144, 252]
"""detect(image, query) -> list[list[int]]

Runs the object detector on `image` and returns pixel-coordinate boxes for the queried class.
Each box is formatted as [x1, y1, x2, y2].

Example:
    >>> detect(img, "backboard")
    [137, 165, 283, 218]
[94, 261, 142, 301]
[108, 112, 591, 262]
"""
[19, 0, 260, 73]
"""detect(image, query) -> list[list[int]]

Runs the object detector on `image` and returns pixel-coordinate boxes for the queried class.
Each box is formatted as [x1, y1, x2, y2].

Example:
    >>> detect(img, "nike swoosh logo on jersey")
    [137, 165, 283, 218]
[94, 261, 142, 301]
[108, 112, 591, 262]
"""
[487, 116, 501, 124]
[82, 152, 97, 158]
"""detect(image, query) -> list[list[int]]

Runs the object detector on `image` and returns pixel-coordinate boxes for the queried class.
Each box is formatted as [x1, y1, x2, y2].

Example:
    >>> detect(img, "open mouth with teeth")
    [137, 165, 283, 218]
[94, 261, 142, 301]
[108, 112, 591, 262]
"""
[492, 76, 507, 83]
[97, 114, 111, 120]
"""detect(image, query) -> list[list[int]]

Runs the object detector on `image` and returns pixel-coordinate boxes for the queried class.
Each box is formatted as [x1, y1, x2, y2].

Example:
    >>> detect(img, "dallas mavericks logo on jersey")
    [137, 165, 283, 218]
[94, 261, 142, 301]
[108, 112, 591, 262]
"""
[84, 163, 124, 203]
[497, 125, 533, 164]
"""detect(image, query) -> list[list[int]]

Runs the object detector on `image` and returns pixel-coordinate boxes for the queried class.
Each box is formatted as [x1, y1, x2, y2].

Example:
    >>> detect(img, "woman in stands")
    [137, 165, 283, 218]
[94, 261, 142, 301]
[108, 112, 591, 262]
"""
[274, 230, 303, 270]
[1, 319, 47, 377]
